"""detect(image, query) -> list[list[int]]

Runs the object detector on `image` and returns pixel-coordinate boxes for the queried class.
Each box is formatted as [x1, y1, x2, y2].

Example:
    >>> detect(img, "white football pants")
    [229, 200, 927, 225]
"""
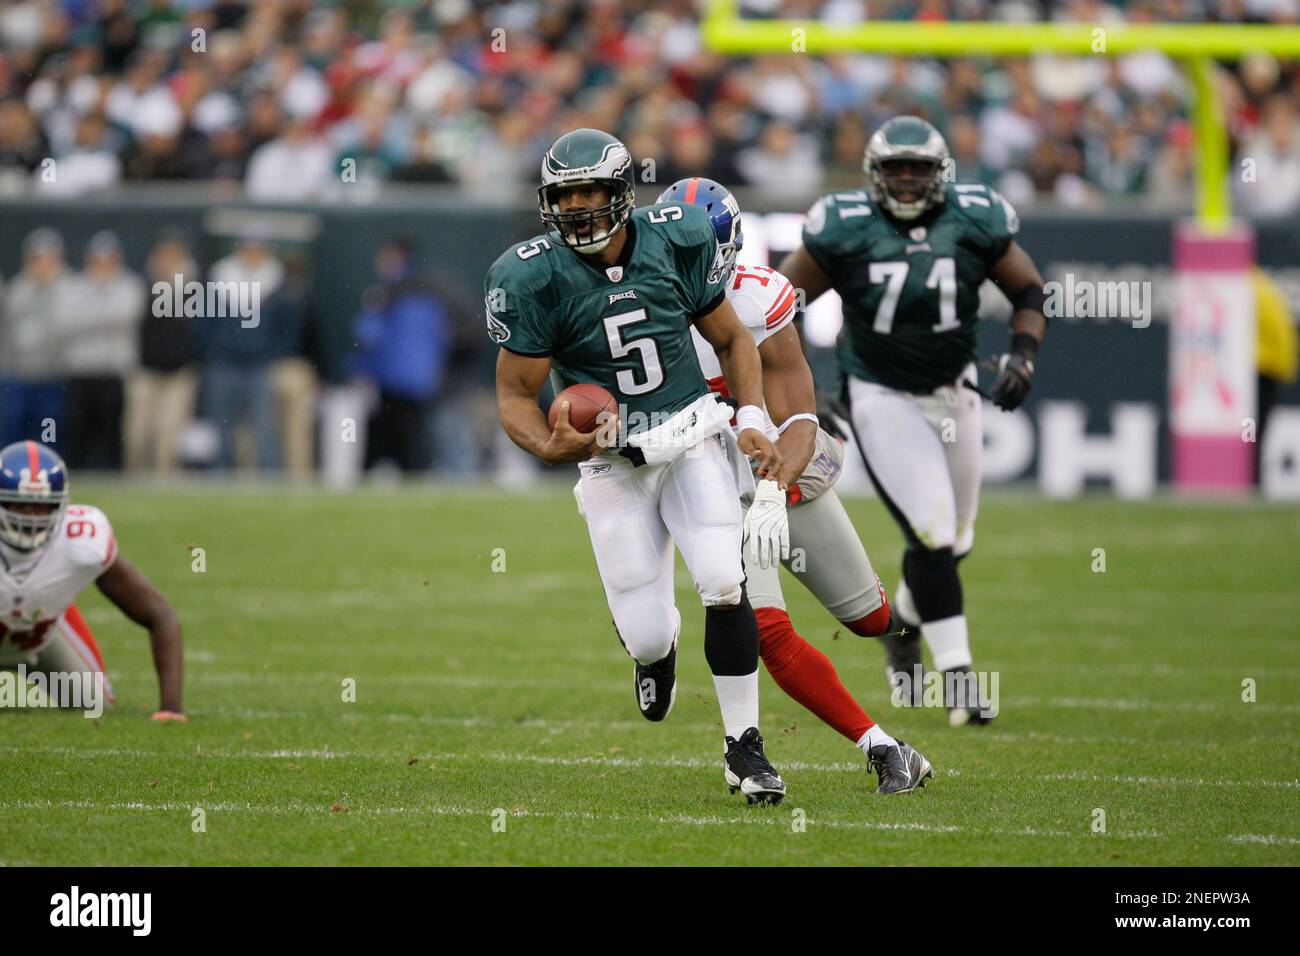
[847, 366, 982, 556]
[578, 435, 745, 664]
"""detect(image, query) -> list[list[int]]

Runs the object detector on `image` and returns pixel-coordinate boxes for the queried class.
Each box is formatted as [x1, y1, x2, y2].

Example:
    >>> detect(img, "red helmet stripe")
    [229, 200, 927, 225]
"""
[26, 440, 39, 478]
[682, 177, 700, 206]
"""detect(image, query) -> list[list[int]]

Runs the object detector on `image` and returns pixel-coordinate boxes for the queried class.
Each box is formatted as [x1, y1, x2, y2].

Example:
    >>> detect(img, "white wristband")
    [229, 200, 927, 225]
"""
[735, 405, 765, 436]
[777, 413, 819, 435]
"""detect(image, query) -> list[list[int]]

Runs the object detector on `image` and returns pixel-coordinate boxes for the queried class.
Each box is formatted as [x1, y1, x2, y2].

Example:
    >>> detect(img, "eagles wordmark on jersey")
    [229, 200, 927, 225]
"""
[803, 181, 1020, 394]
[484, 202, 730, 433]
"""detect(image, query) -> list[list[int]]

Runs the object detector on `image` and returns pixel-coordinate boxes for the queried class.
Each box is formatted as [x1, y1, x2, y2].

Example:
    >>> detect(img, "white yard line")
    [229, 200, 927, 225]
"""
[6, 744, 1297, 791]
[1036, 771, 1300, 790]
[3, 796, 1293, 848]
[0, 798, 1080, 839]
[191, 673, 1300, 715]
[1225, 833, 1300, 846]
[1013, 696, 1300, 715]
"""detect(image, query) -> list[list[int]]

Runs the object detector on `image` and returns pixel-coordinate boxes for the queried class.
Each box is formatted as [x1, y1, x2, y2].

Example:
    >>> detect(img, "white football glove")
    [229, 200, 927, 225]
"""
[743, 479, 790, 570]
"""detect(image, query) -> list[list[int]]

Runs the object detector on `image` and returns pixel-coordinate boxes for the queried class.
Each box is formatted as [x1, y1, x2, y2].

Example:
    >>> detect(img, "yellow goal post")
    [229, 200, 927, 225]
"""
[700, 0, 1300, 229]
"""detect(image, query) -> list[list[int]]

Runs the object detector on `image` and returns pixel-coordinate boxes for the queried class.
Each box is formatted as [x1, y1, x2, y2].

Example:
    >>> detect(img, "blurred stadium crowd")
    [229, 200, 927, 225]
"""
[0, 0, 1296, 213]
[0, 223, 491, 478]
[0, 0, 1298, 481]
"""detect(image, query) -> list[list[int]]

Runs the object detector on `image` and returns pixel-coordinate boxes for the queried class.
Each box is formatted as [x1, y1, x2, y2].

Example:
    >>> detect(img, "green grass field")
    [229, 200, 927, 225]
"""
[1, 483, 1297, 866]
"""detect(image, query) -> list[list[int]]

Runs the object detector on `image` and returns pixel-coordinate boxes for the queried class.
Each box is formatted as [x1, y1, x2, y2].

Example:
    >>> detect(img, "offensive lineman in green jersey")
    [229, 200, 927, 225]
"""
[780, 116, 1049, 727]
[487, 128, 790, 803]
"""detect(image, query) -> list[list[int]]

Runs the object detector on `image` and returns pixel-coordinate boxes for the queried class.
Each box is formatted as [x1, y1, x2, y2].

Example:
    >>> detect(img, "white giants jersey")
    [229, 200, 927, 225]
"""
[0, 505, 117, 665]
[691, 263, 799, 440]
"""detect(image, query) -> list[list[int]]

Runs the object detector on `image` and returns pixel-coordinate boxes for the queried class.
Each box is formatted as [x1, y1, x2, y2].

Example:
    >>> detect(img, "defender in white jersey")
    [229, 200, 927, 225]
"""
[661, 178, 933, 794]
[0, 441, 186, 719]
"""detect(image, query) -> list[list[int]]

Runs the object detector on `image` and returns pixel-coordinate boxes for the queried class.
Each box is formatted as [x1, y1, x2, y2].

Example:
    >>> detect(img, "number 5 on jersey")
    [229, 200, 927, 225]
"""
[604, 310, 664, 395]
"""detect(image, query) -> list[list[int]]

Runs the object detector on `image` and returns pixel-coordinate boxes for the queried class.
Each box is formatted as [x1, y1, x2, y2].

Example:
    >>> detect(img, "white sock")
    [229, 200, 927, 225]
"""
[857, 724, 896, 754]
[894, 579, 920, 626]
[713, 671, 759, 741]
[922, 615, 972, 672]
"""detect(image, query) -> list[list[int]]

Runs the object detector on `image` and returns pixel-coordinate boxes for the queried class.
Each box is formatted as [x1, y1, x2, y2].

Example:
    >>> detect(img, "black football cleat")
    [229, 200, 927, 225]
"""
[868, 739, 934, 794]
[881, 617, 925, 707]
[944, 665, 994, 727]
[724, 727, 786, 805]
[634, 644, 677, 721]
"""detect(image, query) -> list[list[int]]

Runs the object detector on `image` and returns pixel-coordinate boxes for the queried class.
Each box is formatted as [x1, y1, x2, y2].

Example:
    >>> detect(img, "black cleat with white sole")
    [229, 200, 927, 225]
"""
[868, 739, 934, 794]
[724, 727, 786, 805]
[634, 644, 677, 721]
[944, 665, 994, 727]
[881, 618, 925, 707]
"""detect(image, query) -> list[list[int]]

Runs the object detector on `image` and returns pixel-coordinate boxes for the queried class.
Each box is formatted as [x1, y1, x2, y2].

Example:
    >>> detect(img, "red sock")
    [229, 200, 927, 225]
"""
[755, 606, 874, 743]
[844, 580, 893, 637]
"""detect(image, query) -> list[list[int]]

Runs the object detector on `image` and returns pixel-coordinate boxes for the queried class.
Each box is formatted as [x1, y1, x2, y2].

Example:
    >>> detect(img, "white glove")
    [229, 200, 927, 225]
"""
[743, 479, 790, 570]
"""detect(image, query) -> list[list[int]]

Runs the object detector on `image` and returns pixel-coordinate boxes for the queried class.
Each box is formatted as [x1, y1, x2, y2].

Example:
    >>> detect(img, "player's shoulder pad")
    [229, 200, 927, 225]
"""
[801, 189, 877, 249]
[800, 189, 873, 234]
[802, 192, 835, 235]
[728, 265, 798, 334]
[484, 233, 558, 300]
[483, 233, 558, 347]
[944, 182, 1020, 244]
[639, 201, 716, 249]
[800, 190, 874, 277]
[61, 504, 117, 572]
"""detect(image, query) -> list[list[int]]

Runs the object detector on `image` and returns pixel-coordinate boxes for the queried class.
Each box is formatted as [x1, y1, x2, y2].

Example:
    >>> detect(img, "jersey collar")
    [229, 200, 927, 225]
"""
[574, 220, 637, 281]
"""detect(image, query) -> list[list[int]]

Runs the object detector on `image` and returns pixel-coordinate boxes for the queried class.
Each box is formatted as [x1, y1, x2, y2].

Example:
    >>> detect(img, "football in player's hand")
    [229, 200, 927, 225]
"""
[548, 384, 617, 434]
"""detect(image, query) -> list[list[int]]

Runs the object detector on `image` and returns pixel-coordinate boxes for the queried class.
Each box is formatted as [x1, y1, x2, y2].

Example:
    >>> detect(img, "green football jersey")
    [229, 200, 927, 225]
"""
[484, 203, 728, 431]
[802, 182, 1019, 393]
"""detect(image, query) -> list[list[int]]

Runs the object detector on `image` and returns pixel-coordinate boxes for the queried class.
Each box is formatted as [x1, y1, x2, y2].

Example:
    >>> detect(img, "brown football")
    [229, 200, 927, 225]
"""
[548, 383, 618, 434]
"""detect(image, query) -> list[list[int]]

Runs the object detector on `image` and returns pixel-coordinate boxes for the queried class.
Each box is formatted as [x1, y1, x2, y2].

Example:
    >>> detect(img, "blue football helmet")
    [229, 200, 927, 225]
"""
[657, 177, 743, 281]
[0, 440, 69, 551]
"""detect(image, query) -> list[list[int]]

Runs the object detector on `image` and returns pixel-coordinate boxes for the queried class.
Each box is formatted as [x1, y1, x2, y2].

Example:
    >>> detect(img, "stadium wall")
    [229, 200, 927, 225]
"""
[2, 197, 1297, 496]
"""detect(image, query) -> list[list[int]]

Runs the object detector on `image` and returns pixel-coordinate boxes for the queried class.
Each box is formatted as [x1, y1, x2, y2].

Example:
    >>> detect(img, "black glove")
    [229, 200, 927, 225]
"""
[990, 333, 1038, 411]
[815, 390, 850, 441]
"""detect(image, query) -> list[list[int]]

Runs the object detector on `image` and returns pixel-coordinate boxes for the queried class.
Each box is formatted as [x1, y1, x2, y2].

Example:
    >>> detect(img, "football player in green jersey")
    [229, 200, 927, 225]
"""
[780, 116, 1048, 727]
[487, 128, 789, 802]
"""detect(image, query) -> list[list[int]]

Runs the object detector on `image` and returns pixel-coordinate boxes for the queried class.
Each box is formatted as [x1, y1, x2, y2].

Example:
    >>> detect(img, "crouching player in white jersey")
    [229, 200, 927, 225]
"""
[661, 178, 932, 793]
[0, 441, 185, 720]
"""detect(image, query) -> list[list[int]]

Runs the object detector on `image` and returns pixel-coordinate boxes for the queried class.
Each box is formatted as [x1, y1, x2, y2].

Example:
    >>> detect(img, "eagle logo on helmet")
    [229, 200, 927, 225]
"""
[864, 116, 950, 221]
[537, 129, 637, 255]
[543, 141, 631, 182]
